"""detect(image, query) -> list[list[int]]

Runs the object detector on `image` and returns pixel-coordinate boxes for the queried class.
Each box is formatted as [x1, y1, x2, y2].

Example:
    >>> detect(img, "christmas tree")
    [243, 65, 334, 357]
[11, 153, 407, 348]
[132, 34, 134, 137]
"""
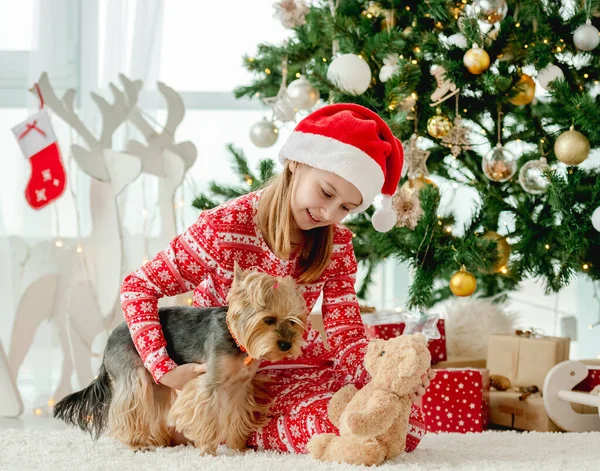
[193, 0, 600, 309]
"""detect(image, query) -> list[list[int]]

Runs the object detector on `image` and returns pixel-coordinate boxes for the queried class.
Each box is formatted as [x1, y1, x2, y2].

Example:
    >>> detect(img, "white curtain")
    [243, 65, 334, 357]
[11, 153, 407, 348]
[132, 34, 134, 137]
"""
[0, 0, 165, 414]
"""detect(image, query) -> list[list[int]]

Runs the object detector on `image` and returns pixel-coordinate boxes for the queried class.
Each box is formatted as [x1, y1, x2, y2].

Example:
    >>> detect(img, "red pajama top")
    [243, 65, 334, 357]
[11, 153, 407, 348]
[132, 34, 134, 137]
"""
[120, 191, 370, 387]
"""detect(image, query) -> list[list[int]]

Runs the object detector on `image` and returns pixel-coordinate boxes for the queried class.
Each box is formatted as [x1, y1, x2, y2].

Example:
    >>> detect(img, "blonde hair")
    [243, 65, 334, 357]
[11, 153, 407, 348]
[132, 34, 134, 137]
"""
[258, 161, 334, 284]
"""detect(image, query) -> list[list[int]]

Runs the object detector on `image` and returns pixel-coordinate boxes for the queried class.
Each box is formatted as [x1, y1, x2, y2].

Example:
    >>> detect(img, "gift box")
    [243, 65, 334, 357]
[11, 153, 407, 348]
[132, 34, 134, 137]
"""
[363, 312, 447, 364]
[489, 391, 560, 432]
[420, 368, 490, 433]
[487, 334, 570, 390]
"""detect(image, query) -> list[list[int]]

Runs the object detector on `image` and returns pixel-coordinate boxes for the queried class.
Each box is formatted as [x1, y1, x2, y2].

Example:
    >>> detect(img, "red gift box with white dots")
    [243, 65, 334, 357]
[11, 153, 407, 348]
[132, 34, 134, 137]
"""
[421, 368, 490, 433]
[363, 319, 447, 364]
[575, 367, 600, 392]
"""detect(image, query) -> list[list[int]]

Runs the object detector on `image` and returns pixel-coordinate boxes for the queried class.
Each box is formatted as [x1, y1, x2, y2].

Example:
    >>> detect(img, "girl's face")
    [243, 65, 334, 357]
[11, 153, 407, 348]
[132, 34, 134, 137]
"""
[289, 163, 363, 231]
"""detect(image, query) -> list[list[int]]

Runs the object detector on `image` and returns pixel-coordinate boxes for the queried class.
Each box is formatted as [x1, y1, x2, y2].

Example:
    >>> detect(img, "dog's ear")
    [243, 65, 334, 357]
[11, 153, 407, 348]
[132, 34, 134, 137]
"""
[232, 261, 246, 285]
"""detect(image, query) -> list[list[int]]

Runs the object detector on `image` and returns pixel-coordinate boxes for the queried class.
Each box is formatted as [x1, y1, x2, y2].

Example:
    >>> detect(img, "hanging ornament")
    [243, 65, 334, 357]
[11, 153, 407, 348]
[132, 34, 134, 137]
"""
[327, 53, 372, 95]
[591, 207, 600, 232]
[403, 133, 431, 179]
[427, 109, 453, 139]
[403, 310, 441, 341]
[537, 64, 564, 90]
[392, 186, 423, 230]
[473, 0, 508, 24]
[262, 85, 296, 123]
[262, 56, 296, 123]
[442, 116, 471, 158]
[379, 54, 400, 83]
[482, 143, 517, 182]
[273, 0, 310, 29]
[509, 74, 536, 106]
[481, 231, 511, 273]
[447, 33, 469, 49]
[11, 108, 67, 210]
[519, 157, 550, 195]
[554, 126, 590, 165]
[430, 66, 459, 106]
[463, 44, 490, 75]
[573, 19, 600, 51]
[250, 118, 279, 148]
[450, 266, 477, 297]
[365, 1, 383, 17]
[286, 75, 320, 110]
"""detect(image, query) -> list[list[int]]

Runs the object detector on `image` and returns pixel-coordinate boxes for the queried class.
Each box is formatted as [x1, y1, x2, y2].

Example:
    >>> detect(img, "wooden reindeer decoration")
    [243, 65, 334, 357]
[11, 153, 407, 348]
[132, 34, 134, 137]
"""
[126, 81, 197, 253]
[8, 73, 142, 405]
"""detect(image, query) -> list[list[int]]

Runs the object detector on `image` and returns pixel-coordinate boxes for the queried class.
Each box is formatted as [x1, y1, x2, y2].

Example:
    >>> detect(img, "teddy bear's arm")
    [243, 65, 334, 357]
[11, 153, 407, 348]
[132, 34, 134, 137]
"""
[328, 384, 359, 428]
[346, 391, 400, 437]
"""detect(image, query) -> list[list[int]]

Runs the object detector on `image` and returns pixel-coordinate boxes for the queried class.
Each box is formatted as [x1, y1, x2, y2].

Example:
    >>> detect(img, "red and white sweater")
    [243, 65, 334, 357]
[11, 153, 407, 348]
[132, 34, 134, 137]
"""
[120, 191, 370, 386]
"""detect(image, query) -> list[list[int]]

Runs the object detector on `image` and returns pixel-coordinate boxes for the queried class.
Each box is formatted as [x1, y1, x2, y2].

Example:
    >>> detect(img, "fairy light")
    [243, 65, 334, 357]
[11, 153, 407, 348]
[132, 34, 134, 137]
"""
[35, 409, 43, 416]
[583, 263, 590, 270]
[367, 13, 373, 18]
[545, 244, 550, 250]
[295, 72, 301, 78]
[411, 59, 418, 64]
[142, 208, 148, 218]
[55, 240, 63, 248]
[584, 74, 589, 78]
[47, 399, 55, 407]
[394, 307, 404, 313]
[543, 39, 548, 44]
[322, 57, 327, 62]
[445, 226, 453, 233]
[265, 68, 271, 74]
[248, 57, 254, 62]
[524, 44, 528, 49]
[77, 245, 82, 253]
[405, 6, 410, 10]
[187, 298, 193, 306]
[414, 47, 421, 53]
[500, 267, 509, 274]
[516, 22, 520, 27]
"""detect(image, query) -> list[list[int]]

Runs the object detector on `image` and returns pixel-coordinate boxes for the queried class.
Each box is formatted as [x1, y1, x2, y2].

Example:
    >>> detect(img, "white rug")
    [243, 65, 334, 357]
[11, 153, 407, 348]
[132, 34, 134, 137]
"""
[1, 429, 599, 471]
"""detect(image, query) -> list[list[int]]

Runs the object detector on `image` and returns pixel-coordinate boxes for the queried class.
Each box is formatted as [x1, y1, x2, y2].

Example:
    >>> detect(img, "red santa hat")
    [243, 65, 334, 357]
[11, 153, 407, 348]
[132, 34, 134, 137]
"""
[279, 103, 404, 232]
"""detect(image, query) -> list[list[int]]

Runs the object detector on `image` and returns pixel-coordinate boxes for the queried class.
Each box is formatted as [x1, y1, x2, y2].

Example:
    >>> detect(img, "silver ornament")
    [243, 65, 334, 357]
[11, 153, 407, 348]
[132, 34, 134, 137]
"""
[473, 0, 508, 25]
[537, 64, 564, 90]
[327, 53, 372, 95]
[482, 144, 517, 182]
[574, 20, 600, 51]
[250, 119, 279, 148]
[286, 75, 320, 110]
[519, 157, 550, 195]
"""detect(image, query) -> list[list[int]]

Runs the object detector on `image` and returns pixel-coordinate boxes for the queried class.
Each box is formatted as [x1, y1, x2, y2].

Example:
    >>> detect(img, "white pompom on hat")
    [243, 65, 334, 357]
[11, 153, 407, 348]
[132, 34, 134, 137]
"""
[278, 103, 404, 232]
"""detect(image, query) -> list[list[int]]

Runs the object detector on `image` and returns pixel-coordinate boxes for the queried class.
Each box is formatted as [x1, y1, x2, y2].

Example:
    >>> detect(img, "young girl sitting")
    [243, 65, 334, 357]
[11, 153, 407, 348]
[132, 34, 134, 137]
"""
[120, 103, 434, 454]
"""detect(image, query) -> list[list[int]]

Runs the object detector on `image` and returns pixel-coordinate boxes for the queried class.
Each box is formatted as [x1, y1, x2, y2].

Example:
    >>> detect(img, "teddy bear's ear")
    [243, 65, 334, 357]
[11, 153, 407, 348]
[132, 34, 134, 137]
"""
[397, 348, 419, 378]
[365, 339, 386, 372]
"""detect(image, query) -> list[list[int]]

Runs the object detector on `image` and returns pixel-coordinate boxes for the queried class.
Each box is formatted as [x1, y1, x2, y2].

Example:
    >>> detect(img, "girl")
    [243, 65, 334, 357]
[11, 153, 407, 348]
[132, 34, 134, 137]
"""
[120, 103, 434, 454]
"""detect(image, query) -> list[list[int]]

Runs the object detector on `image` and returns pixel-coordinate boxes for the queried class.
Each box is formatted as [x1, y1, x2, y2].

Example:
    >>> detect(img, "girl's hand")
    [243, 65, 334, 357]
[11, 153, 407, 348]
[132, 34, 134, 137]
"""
[409, 368, 436, 403]
[159, 363, 207, 391]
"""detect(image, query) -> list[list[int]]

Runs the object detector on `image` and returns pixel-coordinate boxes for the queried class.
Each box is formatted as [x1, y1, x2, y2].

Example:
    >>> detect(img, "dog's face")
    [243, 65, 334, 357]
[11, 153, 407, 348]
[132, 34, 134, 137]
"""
[226, 262, 308, 362]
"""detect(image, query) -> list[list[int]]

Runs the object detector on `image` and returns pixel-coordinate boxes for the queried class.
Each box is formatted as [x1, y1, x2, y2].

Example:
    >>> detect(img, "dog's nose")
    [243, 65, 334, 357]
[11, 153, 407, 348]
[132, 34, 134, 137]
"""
[278, 341, 292, 352]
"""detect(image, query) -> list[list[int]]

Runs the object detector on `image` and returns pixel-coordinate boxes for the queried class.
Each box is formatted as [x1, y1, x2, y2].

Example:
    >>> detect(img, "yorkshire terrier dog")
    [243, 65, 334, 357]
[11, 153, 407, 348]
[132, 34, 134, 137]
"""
[53, 262, 308, 454]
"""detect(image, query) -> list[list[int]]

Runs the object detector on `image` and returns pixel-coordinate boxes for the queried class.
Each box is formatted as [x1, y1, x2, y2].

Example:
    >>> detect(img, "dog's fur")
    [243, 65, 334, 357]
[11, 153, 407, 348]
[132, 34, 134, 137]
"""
[53, 263, 308, 454]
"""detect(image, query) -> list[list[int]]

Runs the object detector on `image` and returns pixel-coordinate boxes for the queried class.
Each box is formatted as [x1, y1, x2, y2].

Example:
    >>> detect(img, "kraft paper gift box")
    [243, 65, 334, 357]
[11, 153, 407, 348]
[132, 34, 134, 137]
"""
[486, 334, 570, 389]
[433, 356, 487, 369]
[489, 391, 561, 432]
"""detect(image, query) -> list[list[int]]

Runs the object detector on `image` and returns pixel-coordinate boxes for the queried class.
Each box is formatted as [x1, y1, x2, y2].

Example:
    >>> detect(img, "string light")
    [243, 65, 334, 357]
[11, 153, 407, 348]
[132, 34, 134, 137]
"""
[500, 267, 509, 274]
[295, 72, 301, 78]
[77, 245, 82, 253]
[55, 240, 63, 248]
[545, 244, 550, 250]
[265, 68, 271, 74]
[583, 263, 590, 270]
[322, 57, 327, 62]
[394, 307, 404, 313]
[516, 22, 521, 27]
[248, 57, 254, 62]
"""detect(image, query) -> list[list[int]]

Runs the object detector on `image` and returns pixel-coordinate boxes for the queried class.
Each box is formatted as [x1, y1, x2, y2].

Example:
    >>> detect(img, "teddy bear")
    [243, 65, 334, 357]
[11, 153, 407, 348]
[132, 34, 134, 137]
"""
[307, 333, 431, 466]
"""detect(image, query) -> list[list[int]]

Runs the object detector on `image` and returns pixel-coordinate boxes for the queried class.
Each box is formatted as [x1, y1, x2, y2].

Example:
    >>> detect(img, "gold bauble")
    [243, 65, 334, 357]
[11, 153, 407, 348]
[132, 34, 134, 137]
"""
[427, 113, 453, 139]
[449, 266, 477, 297]
[509, 74, 536, 106]
[463, 46, 490, 75]
[481, 231, 511, 273]
[401, 177, 436, 192]
[554, 127, 590, 166]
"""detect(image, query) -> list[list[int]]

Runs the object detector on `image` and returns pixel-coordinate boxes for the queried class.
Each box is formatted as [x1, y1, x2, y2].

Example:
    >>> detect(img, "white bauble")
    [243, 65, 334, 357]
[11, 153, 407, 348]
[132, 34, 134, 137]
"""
[574, 21, 600, 51]
[592, 207, 600, 232]
[249, 119, 279, 148]
[537, 64, 564, 89]
[327, 53, 372, 95]
[286, 75, 320, 110]
[447, 33, 468, 49]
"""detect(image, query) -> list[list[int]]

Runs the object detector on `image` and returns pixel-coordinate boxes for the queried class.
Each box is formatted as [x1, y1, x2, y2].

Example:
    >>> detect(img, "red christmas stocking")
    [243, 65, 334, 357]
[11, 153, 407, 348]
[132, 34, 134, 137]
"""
[12, 108, 66, 210]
